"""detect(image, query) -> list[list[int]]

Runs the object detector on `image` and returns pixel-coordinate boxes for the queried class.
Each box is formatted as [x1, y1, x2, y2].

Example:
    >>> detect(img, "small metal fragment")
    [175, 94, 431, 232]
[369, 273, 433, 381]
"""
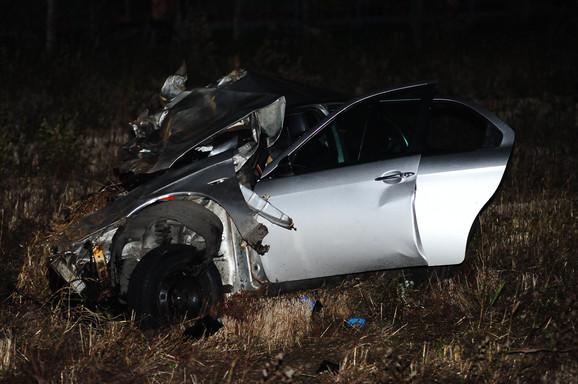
[92, 245, 109, 282]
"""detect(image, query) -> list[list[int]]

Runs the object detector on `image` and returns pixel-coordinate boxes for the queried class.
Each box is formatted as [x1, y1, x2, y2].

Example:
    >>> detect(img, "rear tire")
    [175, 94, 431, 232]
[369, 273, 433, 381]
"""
[127, 244, 223, 329]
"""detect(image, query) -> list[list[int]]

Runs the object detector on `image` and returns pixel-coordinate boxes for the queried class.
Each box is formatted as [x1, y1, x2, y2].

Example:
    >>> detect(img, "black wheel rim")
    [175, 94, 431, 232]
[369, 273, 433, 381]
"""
[157, 269, 206, 322]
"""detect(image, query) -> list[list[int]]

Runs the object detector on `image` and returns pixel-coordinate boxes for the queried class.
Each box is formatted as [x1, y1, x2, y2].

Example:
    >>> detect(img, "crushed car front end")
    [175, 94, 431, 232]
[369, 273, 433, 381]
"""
[49, 69, 296, 305]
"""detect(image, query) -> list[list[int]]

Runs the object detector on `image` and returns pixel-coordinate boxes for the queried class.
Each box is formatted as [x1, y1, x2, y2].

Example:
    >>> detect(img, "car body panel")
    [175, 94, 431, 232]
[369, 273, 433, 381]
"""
[57, 151, 272, 254]
[121, 88, 285, 175]
[255, 155, 425, 282]
[121, 70, 345, 177]
[49, 73, 515, 305]
[415, 150, 509, 265]
[414, 99, 514, 265]
[254, 88, 514, 281]
[254, 83, 436, 282]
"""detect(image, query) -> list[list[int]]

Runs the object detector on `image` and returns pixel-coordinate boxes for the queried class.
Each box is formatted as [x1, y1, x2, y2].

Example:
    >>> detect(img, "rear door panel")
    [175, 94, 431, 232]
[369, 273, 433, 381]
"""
[414, 99, 514, 265]
[415, 149, 510, 265]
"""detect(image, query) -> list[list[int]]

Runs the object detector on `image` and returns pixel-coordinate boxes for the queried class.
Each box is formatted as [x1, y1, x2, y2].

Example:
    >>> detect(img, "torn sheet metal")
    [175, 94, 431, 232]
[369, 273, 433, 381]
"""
[120, 67, 342, 178]
[52, 151, 277, 296]
[239, 184, 293, 230]
[58, 151, 271, 252]
[160, 62, 187, 101]
[51, 68, 307, 300]
[120, 88, 284, 176]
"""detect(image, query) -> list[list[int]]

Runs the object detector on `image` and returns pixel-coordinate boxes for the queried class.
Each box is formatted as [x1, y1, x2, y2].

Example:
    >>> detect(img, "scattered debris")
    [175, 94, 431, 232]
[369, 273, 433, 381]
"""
[0, 329, 13, 371]
[345, 317, 366, 329]
[397, 278, 415, 306]
[299, 295, 323, 313]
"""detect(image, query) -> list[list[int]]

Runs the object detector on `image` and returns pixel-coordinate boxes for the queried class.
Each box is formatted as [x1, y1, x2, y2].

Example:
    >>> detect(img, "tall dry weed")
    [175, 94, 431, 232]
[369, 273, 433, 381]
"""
[0, 330, 13, 372]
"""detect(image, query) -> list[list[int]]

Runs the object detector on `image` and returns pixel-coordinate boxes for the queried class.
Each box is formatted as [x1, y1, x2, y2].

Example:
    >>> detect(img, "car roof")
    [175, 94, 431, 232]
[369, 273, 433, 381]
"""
[220, 71, 348, 107]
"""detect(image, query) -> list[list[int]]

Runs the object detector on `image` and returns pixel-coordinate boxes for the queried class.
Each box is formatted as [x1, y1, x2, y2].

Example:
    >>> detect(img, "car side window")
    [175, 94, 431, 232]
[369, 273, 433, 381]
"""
[270, 109, 323, 156]
[359, 100, 418, 163]
[289, 100, 420, 175]
[425, 101, 502, 155]
[290, 104, 364, 174]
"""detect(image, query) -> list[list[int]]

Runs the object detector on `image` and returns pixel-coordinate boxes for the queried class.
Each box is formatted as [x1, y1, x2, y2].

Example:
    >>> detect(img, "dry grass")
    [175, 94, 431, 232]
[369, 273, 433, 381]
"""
[217, 298, 312, 352]
[0, 330, 13, 372]
[0, 88, 576, 384]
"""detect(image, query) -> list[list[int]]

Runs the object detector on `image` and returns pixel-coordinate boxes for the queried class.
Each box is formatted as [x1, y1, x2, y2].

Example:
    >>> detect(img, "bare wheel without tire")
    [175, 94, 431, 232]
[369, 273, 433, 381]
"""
[127, 244, 223, 329]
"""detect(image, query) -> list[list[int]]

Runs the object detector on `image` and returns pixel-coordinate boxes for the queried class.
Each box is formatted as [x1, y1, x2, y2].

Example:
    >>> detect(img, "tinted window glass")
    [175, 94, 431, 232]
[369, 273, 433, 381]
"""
[426, 102, 502, 154]
[291, 105, 364, 174]
[270, 110, 322, 156]
[290, 100, 420, 175]
[359, 100, 418, 163]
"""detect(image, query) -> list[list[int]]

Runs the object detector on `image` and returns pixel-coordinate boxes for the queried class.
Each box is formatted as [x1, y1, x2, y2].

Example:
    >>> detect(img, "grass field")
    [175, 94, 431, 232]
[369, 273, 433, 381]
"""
[0, 46, 576, 382]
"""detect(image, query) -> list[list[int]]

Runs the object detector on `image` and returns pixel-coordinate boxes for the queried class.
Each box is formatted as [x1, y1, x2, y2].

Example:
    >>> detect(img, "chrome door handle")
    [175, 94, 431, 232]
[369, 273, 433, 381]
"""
[375, 171, 415, 184]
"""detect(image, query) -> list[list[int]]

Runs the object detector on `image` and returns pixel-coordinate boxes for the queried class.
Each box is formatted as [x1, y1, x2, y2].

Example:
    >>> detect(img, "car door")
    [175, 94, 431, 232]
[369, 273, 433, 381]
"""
[254, 84, 434, 283]
[414, 98, 514, 266]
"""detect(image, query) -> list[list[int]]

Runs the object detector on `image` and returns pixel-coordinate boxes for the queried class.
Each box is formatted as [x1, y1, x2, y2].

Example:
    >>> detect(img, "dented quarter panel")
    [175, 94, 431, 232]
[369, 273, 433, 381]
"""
[52, 151, 275, 296]
[60, 151, 269, 254]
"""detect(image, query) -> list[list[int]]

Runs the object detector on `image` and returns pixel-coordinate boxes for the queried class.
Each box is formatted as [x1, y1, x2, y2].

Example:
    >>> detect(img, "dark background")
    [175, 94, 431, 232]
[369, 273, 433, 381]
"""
[0, 0, 575, 174]
[2, 0, 576, 94]
[0, 2, 576, 382]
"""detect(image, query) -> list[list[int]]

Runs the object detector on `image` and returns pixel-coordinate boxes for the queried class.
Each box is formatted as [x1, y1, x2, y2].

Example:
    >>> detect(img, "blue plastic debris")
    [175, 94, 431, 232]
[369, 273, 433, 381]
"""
[345, 317, 366, 329]
[300, 295, 323, 313]
[300, 295, 315, 310]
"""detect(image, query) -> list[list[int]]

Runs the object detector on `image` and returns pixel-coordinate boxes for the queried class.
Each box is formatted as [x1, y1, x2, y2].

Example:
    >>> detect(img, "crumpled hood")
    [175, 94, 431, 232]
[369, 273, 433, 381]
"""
[118, 68, 344, 177]
[120, 87, 283, 175]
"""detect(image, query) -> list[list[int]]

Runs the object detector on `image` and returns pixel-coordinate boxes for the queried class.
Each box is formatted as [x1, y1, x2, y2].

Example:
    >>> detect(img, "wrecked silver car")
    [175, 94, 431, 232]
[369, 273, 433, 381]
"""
[50, 67, 514, 327]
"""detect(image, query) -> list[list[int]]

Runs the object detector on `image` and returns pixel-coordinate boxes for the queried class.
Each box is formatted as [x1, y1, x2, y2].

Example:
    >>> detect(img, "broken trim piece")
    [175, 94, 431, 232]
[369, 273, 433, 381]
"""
[239, 184, 293, 229]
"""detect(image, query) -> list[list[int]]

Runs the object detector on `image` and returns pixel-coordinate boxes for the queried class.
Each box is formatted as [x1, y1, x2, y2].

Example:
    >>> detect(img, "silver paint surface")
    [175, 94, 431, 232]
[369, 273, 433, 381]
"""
[51, 79, 514, 300]
[414, 99, 514, 265]
[255, 155, 426, 282]
[254, 94, 513, 282]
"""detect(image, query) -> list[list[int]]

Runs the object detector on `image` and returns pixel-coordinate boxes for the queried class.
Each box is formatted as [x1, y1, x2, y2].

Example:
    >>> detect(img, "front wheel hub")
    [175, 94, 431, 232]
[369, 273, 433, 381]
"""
[158, 271, 204, 321]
